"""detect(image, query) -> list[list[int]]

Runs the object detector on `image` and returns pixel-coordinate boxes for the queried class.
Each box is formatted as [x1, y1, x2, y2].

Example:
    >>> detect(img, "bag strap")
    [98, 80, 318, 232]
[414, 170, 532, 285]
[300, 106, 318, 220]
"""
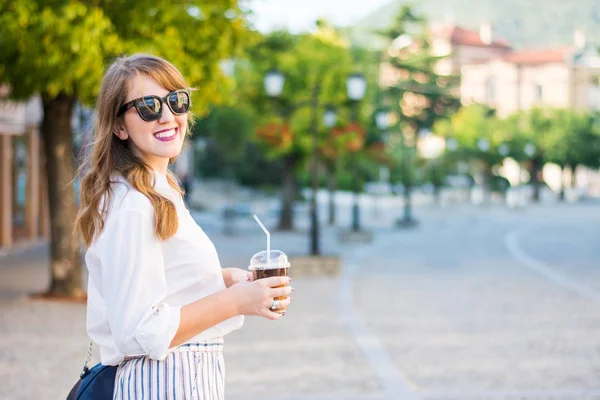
[80, 340, 94, 378]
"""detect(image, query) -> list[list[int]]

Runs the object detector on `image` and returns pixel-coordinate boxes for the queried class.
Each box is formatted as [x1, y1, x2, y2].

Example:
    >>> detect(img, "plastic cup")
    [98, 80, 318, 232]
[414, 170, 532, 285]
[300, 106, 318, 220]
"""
[249, 250, 291, 313]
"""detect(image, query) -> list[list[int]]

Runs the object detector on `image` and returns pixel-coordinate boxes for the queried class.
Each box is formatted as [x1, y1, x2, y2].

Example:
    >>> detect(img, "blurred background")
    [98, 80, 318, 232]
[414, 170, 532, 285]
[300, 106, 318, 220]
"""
[1, 1, 600, 399]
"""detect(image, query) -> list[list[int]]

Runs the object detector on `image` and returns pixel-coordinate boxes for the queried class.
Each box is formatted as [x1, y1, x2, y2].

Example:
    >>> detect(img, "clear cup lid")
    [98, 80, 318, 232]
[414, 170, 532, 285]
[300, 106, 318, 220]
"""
[248, 250, 290, 270]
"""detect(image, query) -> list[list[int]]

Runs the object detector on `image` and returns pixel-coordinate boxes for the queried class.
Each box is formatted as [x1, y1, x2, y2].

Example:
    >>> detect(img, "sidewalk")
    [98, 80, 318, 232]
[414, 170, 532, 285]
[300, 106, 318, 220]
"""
[0, 215, 384, 400]
[0, 240, 50, 301]
[3, 202, 598, 399]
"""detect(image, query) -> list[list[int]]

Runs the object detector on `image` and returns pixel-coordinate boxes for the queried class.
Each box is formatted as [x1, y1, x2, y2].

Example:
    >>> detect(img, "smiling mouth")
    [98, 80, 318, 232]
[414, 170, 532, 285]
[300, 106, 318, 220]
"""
[153, 127, 178, 141]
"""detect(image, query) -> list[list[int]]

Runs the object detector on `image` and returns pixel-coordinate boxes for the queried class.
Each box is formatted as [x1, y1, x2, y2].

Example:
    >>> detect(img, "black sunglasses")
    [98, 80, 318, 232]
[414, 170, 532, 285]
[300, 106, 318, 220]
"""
[117, 89, 191, 121]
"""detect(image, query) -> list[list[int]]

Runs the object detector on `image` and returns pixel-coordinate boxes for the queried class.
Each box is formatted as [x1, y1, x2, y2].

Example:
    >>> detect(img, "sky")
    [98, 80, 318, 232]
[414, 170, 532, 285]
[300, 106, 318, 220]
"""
[246, 0, 393, 33]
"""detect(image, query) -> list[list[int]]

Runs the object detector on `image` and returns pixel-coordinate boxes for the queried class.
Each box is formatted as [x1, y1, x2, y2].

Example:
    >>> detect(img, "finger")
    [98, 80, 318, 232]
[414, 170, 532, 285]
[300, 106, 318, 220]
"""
[263, 310, 285, 320]
[261, 276, 291, 288]
[275, 297, 292, 310]
[270, 285, 293, 298]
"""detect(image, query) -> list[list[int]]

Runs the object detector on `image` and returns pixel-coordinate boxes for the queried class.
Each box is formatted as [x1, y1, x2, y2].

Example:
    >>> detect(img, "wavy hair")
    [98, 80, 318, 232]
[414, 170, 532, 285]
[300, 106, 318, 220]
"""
[74, 54, 194, 248]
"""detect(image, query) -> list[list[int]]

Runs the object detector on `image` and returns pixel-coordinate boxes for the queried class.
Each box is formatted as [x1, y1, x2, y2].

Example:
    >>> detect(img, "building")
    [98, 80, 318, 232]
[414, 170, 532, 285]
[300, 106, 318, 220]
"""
[0, 87, 48, 252]
[461, 29, 600, 117]
[379, 23, 512, 90]
[429, 23, 512, 76]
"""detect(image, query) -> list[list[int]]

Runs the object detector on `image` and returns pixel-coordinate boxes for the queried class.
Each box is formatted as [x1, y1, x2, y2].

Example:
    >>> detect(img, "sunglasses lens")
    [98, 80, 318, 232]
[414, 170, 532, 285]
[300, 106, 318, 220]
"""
[137, 96, 162, 121]
[168, 91, 190, 114]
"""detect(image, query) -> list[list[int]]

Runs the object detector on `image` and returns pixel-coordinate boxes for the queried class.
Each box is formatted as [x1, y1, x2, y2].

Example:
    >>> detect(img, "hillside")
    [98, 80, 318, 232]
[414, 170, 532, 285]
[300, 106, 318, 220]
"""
[348, 0, 600, 50]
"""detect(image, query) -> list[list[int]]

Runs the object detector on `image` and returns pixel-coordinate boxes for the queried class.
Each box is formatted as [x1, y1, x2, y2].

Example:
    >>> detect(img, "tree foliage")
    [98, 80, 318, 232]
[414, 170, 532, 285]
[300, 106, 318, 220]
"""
[0, 1, 249, 110]
[234, 23, 358, 165]
[0, 0, 249, 296]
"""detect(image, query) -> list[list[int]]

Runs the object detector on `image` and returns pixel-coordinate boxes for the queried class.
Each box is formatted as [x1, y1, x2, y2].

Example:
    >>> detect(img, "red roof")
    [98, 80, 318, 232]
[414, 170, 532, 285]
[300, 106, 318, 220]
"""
[503, 48, 570, 65]
[431, 25, 511, 49]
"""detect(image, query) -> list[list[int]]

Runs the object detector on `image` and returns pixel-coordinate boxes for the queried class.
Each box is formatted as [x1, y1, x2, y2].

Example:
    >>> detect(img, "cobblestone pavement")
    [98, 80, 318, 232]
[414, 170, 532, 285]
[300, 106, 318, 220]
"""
[1, 201, 599, 400]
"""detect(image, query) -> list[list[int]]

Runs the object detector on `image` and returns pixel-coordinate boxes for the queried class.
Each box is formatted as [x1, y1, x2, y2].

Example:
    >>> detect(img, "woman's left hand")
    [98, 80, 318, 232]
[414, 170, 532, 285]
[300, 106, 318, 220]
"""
[223, 268, 252, 287]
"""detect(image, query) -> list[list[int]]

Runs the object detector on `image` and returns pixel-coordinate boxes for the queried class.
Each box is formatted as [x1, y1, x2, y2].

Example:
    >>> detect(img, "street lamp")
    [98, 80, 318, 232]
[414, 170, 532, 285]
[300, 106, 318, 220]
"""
[477, 138, 490, 152]
[263, 69, 332, 255]
[347, 73, 367, 102]
[346, 73, 367, 233]
[264, 68, 284, 97]
[445, 137, 458, 152]
[323, 106, 338, 227]
[524, 142, 536, 157]
[375, 108, 391, 131]
[323, 106, 337, 128]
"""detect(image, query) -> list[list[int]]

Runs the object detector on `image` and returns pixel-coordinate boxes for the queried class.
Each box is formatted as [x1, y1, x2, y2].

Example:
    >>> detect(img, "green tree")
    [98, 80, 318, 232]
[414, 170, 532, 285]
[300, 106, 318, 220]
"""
[513, 108, 554, 201]
[434, 104, 506, 197]
[0, 1, 248, 297]
[206, 106, 253, 174]
[378, 5, 460, 225]
[543, 109, 600, 199]
[235, 24, 357, 232]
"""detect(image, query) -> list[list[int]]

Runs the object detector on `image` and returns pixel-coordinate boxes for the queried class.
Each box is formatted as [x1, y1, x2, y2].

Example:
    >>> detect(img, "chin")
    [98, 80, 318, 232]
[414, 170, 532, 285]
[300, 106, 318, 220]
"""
[160, 148, 183, 159]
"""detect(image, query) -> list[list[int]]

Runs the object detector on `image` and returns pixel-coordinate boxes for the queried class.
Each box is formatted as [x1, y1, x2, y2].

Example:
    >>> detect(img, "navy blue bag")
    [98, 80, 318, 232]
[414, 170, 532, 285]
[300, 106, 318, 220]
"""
[66, 342, 117, 400]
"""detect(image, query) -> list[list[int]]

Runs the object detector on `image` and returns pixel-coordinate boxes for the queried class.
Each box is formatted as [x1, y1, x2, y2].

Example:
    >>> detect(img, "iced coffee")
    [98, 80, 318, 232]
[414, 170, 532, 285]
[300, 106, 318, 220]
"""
[249, 250, 290, 313]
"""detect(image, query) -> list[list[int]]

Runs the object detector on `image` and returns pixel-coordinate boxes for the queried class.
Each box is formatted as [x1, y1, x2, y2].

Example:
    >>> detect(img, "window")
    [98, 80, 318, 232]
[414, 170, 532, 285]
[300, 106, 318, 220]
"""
[485, 77, 496, 104]
[588, 85, 600, 110]
[534, 84, 543, 101]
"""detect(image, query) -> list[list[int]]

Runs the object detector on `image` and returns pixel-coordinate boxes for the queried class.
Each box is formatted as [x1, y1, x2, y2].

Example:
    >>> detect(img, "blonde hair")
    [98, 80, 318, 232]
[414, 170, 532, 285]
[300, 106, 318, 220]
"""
[74, 54, 194, 248]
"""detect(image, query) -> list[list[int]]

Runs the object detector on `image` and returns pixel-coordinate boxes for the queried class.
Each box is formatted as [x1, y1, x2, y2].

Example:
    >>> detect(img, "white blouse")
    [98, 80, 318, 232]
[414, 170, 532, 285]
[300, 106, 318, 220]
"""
[85, 173, 244, 365]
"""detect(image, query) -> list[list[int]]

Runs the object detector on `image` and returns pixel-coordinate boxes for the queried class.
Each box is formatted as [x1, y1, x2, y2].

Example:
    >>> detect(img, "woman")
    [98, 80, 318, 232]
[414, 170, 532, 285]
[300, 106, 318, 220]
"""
[74, 54, 293, 399]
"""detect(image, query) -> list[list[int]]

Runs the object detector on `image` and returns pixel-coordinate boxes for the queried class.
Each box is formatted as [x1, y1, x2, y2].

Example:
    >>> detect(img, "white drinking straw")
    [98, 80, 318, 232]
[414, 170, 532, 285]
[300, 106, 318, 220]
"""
[253, 214, 270, 265]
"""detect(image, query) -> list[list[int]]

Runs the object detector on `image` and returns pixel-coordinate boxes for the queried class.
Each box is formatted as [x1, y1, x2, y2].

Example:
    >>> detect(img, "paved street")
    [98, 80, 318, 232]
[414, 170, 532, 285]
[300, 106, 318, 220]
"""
[1, 201, 599, 400]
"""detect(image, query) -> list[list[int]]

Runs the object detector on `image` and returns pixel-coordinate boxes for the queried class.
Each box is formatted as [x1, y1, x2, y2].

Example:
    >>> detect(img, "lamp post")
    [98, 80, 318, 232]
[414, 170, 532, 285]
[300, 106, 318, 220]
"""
[477, 138, 490, 152]
[375, 108, 391, 133]
[264, 68, 284, 98]
[323, 106, 337, 129]
[263, 68, 296, 232]
[346, 73, 367, 232]
[323, 106, 338, 226]
[263, 69, 336, 255]
[520, 142, 536, 204]
[445, 137, 458, 152]
[524, 142, 536, 158]
[477, 138, 490, 203]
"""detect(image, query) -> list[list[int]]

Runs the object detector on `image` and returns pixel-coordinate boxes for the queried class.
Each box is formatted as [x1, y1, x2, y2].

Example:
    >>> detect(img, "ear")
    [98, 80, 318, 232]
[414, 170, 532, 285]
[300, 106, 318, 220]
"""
[113, 121, 129, 141]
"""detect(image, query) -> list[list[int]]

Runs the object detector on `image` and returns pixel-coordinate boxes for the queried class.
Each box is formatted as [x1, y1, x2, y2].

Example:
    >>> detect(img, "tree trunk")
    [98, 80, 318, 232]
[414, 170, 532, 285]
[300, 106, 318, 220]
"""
[309, 83, 321, 256]
[530, 157, 543, 202]
[41, 93, 82, 298]
[403, 184, 413, 222]
[399, 143, 416, 225]
[327, 165, 336, 226]
[482, 161, 492, 204]
[433, 184, 441, 206]
[569, 163, 577, 188]
[277, 155, 296, 231]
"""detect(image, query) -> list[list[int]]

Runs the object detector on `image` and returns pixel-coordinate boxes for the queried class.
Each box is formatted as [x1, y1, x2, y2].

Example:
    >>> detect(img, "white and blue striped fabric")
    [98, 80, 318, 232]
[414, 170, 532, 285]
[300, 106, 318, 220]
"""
[113, 338, 225, 400]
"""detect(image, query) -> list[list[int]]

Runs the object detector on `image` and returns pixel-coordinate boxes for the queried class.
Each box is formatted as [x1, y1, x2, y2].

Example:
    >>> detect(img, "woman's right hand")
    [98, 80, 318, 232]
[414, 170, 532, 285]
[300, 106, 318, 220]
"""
[228, 276, 293, 320]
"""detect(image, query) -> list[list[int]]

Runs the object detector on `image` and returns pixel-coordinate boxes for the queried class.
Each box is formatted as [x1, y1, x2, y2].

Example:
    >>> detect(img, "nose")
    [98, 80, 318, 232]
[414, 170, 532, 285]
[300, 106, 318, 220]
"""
[158, 101, 176, 123]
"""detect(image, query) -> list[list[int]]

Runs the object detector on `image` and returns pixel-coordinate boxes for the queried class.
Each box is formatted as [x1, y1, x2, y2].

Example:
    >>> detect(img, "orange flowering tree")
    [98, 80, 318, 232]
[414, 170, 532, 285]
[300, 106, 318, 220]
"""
[320, 121, 366, 161]
[255, 117, 295, 157]
[234, 24, 357, 232]
[365, 141, 394, 166]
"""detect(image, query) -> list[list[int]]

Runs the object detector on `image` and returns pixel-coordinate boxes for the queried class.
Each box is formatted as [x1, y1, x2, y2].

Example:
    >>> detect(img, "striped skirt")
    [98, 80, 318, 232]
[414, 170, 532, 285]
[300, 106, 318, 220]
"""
[113, 338, 225, 400]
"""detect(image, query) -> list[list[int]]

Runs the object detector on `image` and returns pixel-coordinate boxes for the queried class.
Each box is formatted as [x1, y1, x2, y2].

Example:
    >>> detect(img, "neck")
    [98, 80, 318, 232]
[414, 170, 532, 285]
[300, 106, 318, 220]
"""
[145, 157, 170, 176]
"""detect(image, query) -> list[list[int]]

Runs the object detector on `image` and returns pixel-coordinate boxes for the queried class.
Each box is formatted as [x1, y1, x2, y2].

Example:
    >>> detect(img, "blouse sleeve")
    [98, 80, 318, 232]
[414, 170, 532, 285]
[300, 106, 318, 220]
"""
[98, 208, 181, 360]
